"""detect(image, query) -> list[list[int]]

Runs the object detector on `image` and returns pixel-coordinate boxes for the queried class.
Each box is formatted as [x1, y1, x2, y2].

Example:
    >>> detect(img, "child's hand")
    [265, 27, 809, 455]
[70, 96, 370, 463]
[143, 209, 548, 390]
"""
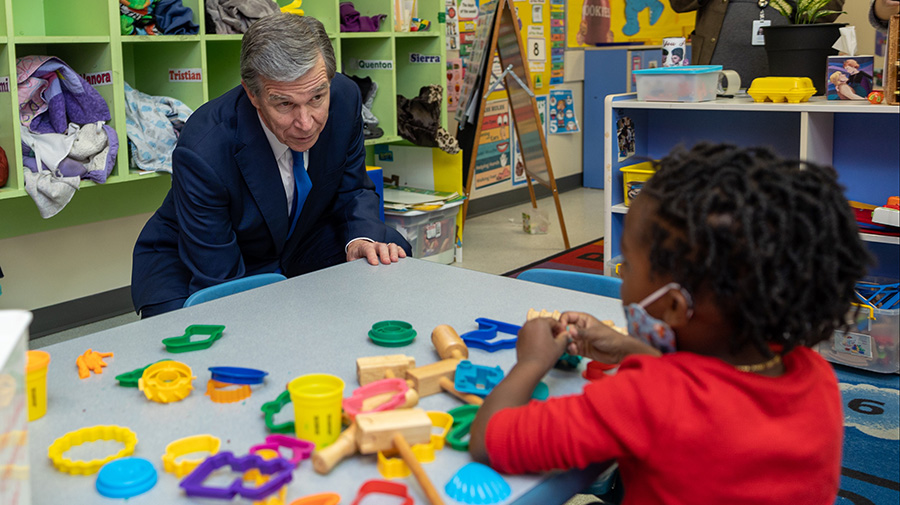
[559, 311, 604, 330]
[515, 318, 570, 374]
[566, 323, 662, 364]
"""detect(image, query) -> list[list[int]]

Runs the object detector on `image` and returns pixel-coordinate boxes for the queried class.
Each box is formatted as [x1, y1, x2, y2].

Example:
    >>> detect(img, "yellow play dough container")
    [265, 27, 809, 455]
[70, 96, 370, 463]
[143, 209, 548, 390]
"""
[288, 374, 344, 449]
[26, 350, 50, 421]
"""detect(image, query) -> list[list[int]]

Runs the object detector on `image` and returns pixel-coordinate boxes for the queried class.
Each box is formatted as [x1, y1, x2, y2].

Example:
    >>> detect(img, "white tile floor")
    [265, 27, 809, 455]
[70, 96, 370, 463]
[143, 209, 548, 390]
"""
[453, 187, 606, 275]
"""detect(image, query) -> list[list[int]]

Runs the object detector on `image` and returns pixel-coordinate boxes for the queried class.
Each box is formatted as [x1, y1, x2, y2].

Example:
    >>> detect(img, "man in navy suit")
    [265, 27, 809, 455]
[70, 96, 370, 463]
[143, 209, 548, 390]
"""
[132, 13, 410, 318]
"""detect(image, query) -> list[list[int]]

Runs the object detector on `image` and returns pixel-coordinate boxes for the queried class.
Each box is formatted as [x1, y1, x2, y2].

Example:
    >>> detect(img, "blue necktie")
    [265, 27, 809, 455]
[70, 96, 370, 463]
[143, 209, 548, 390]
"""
[287, 150, 312, 239]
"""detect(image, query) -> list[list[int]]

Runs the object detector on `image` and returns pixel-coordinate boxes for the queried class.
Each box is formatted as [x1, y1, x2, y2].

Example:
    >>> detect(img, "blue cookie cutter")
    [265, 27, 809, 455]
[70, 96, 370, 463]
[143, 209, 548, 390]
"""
[460, 318, 521, 352]
[454, 361, 504, 397]
[208, 366, 268, 385]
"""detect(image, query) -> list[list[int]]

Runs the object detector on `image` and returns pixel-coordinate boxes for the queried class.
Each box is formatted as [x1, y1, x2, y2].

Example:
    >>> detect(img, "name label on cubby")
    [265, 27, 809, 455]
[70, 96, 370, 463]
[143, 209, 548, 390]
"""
[169, 68, 203, 82]
[355, 60, 393, 71]
[409, 53, 441, 64]
[81, 71, 113, 87]
[0, 77, 8, 93]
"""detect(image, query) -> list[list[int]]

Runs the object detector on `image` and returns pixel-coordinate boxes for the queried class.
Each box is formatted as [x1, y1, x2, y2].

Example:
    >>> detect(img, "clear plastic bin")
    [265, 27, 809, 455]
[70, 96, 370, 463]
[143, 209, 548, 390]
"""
[385, 203, 461, 264]
[633, 65, 722, 102]
[814, 278, 899, 374]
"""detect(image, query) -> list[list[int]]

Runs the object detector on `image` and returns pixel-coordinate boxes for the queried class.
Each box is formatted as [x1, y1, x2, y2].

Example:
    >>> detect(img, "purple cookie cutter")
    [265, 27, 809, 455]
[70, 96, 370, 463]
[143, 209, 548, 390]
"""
[179, 451, 293, 500]
[460, 318, 521, 351]
[249, 435, 315, 468]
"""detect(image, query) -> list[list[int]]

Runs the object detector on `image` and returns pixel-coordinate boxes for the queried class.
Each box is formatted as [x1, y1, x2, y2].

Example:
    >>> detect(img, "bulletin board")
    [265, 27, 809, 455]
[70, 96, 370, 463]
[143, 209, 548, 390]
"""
[567, 0, 694, 47]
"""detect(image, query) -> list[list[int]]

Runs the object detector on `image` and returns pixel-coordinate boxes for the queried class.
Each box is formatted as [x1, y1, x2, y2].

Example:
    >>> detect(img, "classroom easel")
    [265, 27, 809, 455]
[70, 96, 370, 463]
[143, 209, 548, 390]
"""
[456, 0, 570, 249]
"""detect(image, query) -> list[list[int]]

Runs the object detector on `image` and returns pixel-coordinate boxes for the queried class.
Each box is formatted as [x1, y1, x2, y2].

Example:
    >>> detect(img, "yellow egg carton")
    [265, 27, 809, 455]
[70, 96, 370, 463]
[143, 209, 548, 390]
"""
[747, 77, 816, 104]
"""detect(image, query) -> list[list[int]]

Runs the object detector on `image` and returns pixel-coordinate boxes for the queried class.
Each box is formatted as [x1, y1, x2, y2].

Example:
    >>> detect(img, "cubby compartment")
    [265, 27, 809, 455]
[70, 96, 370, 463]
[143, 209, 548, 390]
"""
[280, 0, 339, 35]
[11, 0, 110, 38]
[337, 0, 392, 34]
[0, 43, 17, 196]
[14, 42, 117, 128]
[121, 40, 204, 111]
[341, 36, 396, 140]
[395, 35, 446, 126]
[14, 42, 119, 183]
[205, 39, 242, 101]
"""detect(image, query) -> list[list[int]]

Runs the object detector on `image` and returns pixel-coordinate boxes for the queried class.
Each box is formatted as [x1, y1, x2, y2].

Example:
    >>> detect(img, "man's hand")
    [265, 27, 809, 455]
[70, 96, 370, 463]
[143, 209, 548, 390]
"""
[346, 239, 406, 265]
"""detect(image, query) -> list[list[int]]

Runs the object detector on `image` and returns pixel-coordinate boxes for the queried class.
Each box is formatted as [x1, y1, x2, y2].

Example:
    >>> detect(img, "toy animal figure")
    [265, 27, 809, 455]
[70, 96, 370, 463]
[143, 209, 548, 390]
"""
[623, 0, 665, 37]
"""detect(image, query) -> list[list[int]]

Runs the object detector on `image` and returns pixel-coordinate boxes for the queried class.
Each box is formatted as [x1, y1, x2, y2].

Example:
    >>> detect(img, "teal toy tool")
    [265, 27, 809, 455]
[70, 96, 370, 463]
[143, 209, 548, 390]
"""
[454, 361, 504, 397]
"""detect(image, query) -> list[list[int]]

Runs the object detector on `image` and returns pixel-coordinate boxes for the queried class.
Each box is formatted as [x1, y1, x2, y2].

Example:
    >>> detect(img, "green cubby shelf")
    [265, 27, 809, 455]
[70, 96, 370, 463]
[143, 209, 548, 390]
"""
[0, 0, 447, 237]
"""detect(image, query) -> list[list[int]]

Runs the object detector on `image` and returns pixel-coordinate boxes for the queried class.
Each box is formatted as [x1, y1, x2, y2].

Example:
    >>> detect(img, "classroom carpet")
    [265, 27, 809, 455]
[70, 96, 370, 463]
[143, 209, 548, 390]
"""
[504, 238, 605, 278]
[833, 363, 899, 505]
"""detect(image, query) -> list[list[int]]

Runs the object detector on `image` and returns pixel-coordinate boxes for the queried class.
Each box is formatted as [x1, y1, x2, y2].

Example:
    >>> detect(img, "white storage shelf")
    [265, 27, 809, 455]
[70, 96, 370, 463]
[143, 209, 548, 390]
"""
[603, 93, 900, 279]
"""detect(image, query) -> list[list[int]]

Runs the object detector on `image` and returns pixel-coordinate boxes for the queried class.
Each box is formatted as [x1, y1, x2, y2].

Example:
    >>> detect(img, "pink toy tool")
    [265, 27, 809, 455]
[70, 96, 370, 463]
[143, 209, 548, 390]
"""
[342, 378, 408, 419]
[249, 435, 315, 467]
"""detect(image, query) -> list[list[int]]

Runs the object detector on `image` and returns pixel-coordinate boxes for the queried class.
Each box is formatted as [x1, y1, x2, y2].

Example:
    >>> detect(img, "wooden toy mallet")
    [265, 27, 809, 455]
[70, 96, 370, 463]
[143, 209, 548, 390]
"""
[312, 408, 445, 505]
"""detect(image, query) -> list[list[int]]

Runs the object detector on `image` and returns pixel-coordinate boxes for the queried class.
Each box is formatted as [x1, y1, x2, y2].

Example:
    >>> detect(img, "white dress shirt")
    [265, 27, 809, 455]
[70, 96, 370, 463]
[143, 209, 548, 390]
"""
[255, 114, 373, 251]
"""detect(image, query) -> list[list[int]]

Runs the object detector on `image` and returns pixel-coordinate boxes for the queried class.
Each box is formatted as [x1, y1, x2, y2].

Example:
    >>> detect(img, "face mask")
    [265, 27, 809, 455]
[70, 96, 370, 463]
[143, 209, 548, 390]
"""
[624, 282, 693, 354]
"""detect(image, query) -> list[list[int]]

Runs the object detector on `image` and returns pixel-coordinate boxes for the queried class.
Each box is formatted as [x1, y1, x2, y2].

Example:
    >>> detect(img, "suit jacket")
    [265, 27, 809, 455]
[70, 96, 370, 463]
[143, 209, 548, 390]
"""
[670, 0, 845, 66]
[131, 73, 410, 313]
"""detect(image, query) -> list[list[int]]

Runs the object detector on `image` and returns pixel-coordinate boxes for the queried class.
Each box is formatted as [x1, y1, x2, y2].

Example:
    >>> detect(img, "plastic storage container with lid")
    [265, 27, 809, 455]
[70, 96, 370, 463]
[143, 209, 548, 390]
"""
[814, 278, 900, 373]
[633, 65, 722, 102]
[384, 202, 461, 264]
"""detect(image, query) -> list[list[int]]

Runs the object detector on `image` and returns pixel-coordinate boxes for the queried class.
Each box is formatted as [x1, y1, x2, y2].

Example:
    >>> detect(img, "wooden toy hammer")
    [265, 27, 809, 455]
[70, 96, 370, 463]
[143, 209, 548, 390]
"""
[312, 409, 445, 505]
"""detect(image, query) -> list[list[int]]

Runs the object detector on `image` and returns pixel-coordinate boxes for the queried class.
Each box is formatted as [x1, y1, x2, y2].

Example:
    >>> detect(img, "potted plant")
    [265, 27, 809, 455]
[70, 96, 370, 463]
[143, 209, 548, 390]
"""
[763, 0, 847, 95]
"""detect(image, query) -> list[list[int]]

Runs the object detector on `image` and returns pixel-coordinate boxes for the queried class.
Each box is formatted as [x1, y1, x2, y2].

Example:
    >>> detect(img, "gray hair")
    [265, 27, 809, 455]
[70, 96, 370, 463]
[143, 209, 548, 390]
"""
[240, 13, 336, 98]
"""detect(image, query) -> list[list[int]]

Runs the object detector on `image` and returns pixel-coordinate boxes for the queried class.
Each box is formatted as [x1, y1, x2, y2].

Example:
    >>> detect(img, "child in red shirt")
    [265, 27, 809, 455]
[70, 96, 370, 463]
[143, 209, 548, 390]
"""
[469, 143, 872, 504]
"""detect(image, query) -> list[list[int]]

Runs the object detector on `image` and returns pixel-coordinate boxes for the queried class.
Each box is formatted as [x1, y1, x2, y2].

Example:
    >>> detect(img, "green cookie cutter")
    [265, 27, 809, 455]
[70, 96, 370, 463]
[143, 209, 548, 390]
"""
[368, 320, 416, 347]
[162, 325, 225, 353]
[445, 382, 548, 451]
[447, 404, 480, 451]
[115, 359, 172, 387]
[260, 390, 294, 434]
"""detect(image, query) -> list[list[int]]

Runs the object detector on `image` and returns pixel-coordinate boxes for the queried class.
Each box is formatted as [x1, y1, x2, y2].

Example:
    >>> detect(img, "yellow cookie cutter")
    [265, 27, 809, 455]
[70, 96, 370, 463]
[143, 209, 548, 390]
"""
[376, 411, 453, 479]
[206, 379, 252, 403]
[162, 434, 222, 477]
[47, 425, 137, 475]
[244, 448, 288, 505]
[139, 360, 195, 403]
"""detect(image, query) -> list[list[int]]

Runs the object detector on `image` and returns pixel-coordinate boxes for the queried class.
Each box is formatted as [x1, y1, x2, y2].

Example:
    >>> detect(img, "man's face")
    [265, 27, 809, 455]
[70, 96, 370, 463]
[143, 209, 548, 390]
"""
[244, 56, 330, 153]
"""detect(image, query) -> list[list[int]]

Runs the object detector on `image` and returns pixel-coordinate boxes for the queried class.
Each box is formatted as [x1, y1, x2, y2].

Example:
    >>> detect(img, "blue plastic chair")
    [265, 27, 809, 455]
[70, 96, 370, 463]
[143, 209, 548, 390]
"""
[183, 273, 288, 308]
[515, 269, 622, 299]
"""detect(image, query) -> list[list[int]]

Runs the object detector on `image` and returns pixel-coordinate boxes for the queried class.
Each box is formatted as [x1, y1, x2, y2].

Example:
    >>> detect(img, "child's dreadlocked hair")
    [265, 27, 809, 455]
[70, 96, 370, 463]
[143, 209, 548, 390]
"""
[639, 143, 872, 356]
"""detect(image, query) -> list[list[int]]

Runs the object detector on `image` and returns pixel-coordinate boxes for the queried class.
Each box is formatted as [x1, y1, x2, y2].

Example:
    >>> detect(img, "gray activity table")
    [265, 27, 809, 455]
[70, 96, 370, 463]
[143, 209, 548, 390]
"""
[29, 258, 623, 504]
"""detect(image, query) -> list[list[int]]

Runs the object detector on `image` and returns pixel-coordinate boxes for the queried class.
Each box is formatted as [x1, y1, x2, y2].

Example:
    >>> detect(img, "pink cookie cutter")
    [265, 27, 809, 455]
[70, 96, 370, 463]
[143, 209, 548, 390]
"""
[249, 435, 315, 468]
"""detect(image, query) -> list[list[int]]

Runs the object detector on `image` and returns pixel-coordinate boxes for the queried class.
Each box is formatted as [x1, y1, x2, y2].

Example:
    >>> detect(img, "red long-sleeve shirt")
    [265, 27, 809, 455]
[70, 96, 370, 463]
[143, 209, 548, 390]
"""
[485, 348, 842, 504]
